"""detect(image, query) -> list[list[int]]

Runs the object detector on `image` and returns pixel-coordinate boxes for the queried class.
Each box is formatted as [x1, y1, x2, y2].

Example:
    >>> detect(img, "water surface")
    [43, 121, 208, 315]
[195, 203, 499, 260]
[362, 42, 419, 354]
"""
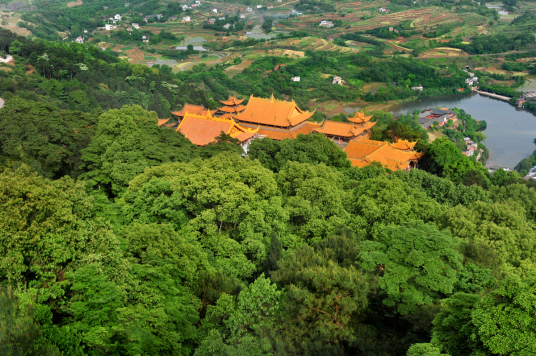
[389, 93, 536, 169]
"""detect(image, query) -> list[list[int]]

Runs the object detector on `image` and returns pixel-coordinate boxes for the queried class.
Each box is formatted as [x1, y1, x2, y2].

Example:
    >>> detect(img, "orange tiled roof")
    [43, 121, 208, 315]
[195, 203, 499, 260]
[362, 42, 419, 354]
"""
[314, 120, 376, 137]
[234, 95, 315, 128]
[344, 139, 423, 170]
[390, 139, 417, 151]
[220, 96, 245, 106]
[176, 112, 258, 146]
[219, 105, 246, 113]
[171, 104, 217, 117]
[158, 118, 170, 126]
[241, 121, 321, 141]
[348, 111, 373, 125]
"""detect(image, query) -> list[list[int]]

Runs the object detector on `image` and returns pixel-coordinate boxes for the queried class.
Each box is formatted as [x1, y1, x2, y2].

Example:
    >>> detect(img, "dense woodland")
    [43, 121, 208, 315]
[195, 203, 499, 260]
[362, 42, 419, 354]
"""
[3, 1, 536, 354]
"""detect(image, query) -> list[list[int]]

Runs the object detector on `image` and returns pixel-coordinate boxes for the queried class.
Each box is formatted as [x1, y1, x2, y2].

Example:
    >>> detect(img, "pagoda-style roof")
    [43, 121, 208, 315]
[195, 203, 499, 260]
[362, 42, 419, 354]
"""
[313, 120, 376, 138]
[344, 139, 423, 171]
[171, 104, 217, 118]
[234, 94, 315, 128]
[390, 139, 417, 151]
[218, 105, 247, 114]
[220, 96, 245, 106]
[348, 111, 373, 125]
[176, 111, 258, 146]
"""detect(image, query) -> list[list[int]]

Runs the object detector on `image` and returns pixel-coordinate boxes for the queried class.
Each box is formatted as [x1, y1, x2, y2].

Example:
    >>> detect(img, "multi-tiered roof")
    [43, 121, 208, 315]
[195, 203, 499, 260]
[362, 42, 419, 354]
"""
[218, 96, 246, 116]
[175, 111, 258, 146]
[344, 139, 423, 171]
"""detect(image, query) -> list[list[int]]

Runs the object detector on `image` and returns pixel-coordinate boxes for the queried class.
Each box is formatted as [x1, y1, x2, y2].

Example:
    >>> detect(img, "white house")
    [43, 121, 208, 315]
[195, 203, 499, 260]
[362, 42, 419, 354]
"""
[411, 85, 424, 91]
[465, 77, 478, 86]
[291, 76, 300, 82]
[142, 35, 149, 43]
[246, 7, 253, 12]
[332, 76, 344, 85]
[277, 0, 282, 2]
[181, 4, 189, 10]
[84, 29, 88, 33]
[256, 4, 262, 8]
[223, 23, 232, 29]
[240, 14, 246, 19]
[114, 14, 122, 21]
[105, 24, 114, 30]
[208, 18, 215, 24]
[319, 20, 334, 28]
[75, 36, 84, 43]
[132, 23, 140, 29]
[195, 0, 201, 4]
[218, 16, 225, 20]
[212, 8, 218, 13]
[182, 16, 191, 22]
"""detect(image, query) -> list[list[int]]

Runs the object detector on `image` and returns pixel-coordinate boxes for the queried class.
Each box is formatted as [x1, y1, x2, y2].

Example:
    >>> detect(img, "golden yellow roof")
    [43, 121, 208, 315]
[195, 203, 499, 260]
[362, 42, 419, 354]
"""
[176, 111, 258, 146]
[171, 104, 217, 117]
[344, 139, 423, 170]
[218, 105, 247, 113]
[390, 139, 417, 151]
[348, 111, 373, 125]
[313, 120, 376, 137]
[234, 94, 315, 128]
[220, 96, 245, 106]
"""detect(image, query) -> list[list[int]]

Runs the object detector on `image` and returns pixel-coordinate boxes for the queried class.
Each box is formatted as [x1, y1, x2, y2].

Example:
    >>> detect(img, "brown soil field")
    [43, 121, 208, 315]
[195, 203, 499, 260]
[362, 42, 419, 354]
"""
[225, 59, 253, 77]
[66, 0, 83, 7]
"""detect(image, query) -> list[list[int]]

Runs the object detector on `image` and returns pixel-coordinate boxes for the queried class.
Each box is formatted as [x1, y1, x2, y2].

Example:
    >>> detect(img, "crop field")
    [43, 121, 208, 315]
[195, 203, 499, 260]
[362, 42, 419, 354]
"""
[273, 37, 356, 53]
[0, 13, 32, 36]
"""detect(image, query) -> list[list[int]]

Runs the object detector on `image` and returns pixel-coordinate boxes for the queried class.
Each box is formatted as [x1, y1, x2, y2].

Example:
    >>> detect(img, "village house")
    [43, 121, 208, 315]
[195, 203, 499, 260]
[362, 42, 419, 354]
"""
[218, 16, 225, 20]
[417, 107, 457, 130]
[84, 29, 88, 34]
[332, 76, 344, 85]
[212, 8, 218, 13]
[389, 27, 393, 31]
[181, 4, 189, 10]
[291, 76, 300, 82]
[182, 16, 191, 23]
[208, 18, 215, 24]
[132, 23, 140, 29]
[103, 6, 108, 9]
[105, 24, 114, 30]
[516, 91, 536, 107]
[114, 14, 122, 21]
[223, 23, 232, 29]
[378, 7, 390, 12]
[240, 14, 246, 19]
[144, 14, 163, 21]
[196, 0, 201, 4]
[168, 16, 177, 21]
[411, 85, 424, 91]
[75, 36, 84, 43]
[246, 7, 253, 12]
[319, 20, 334, 28]
[465, 77, 478, 86]
[142, 35, 149, 43]
[257, 4, 262, 8]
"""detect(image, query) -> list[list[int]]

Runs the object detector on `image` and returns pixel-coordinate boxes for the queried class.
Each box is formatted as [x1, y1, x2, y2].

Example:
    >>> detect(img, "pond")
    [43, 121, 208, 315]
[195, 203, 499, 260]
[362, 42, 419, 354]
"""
[388, 93, 536, 169]
[179, 36, 206, 45]
[175, 46, 208, 51]
[244, 25, 278, 39]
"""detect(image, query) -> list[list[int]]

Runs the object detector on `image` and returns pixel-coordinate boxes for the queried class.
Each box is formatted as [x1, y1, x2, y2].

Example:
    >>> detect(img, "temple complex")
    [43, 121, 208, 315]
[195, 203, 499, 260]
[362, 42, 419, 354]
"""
[218, 96, 247, 116]
[175, 111, 259, 151]
[344, 139, 423, 171]
[233, 95, 321, 140]
[160, 104, 218, 129]
[312, 112, 376, 144]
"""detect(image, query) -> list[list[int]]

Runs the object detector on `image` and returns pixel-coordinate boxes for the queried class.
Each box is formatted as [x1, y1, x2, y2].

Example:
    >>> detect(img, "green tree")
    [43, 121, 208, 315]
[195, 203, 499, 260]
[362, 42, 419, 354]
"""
[431, 293, 483, 356]
[80, 105, 198, 197]
[358, 221, 463, 315]
[472, 274, 536, 356]
[349, 176, 442, 239]
[0, 165, 122, 293]
[248, 133, 351, 173]
[271, 236, 373, 354]
[0, 98, 96, 178]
